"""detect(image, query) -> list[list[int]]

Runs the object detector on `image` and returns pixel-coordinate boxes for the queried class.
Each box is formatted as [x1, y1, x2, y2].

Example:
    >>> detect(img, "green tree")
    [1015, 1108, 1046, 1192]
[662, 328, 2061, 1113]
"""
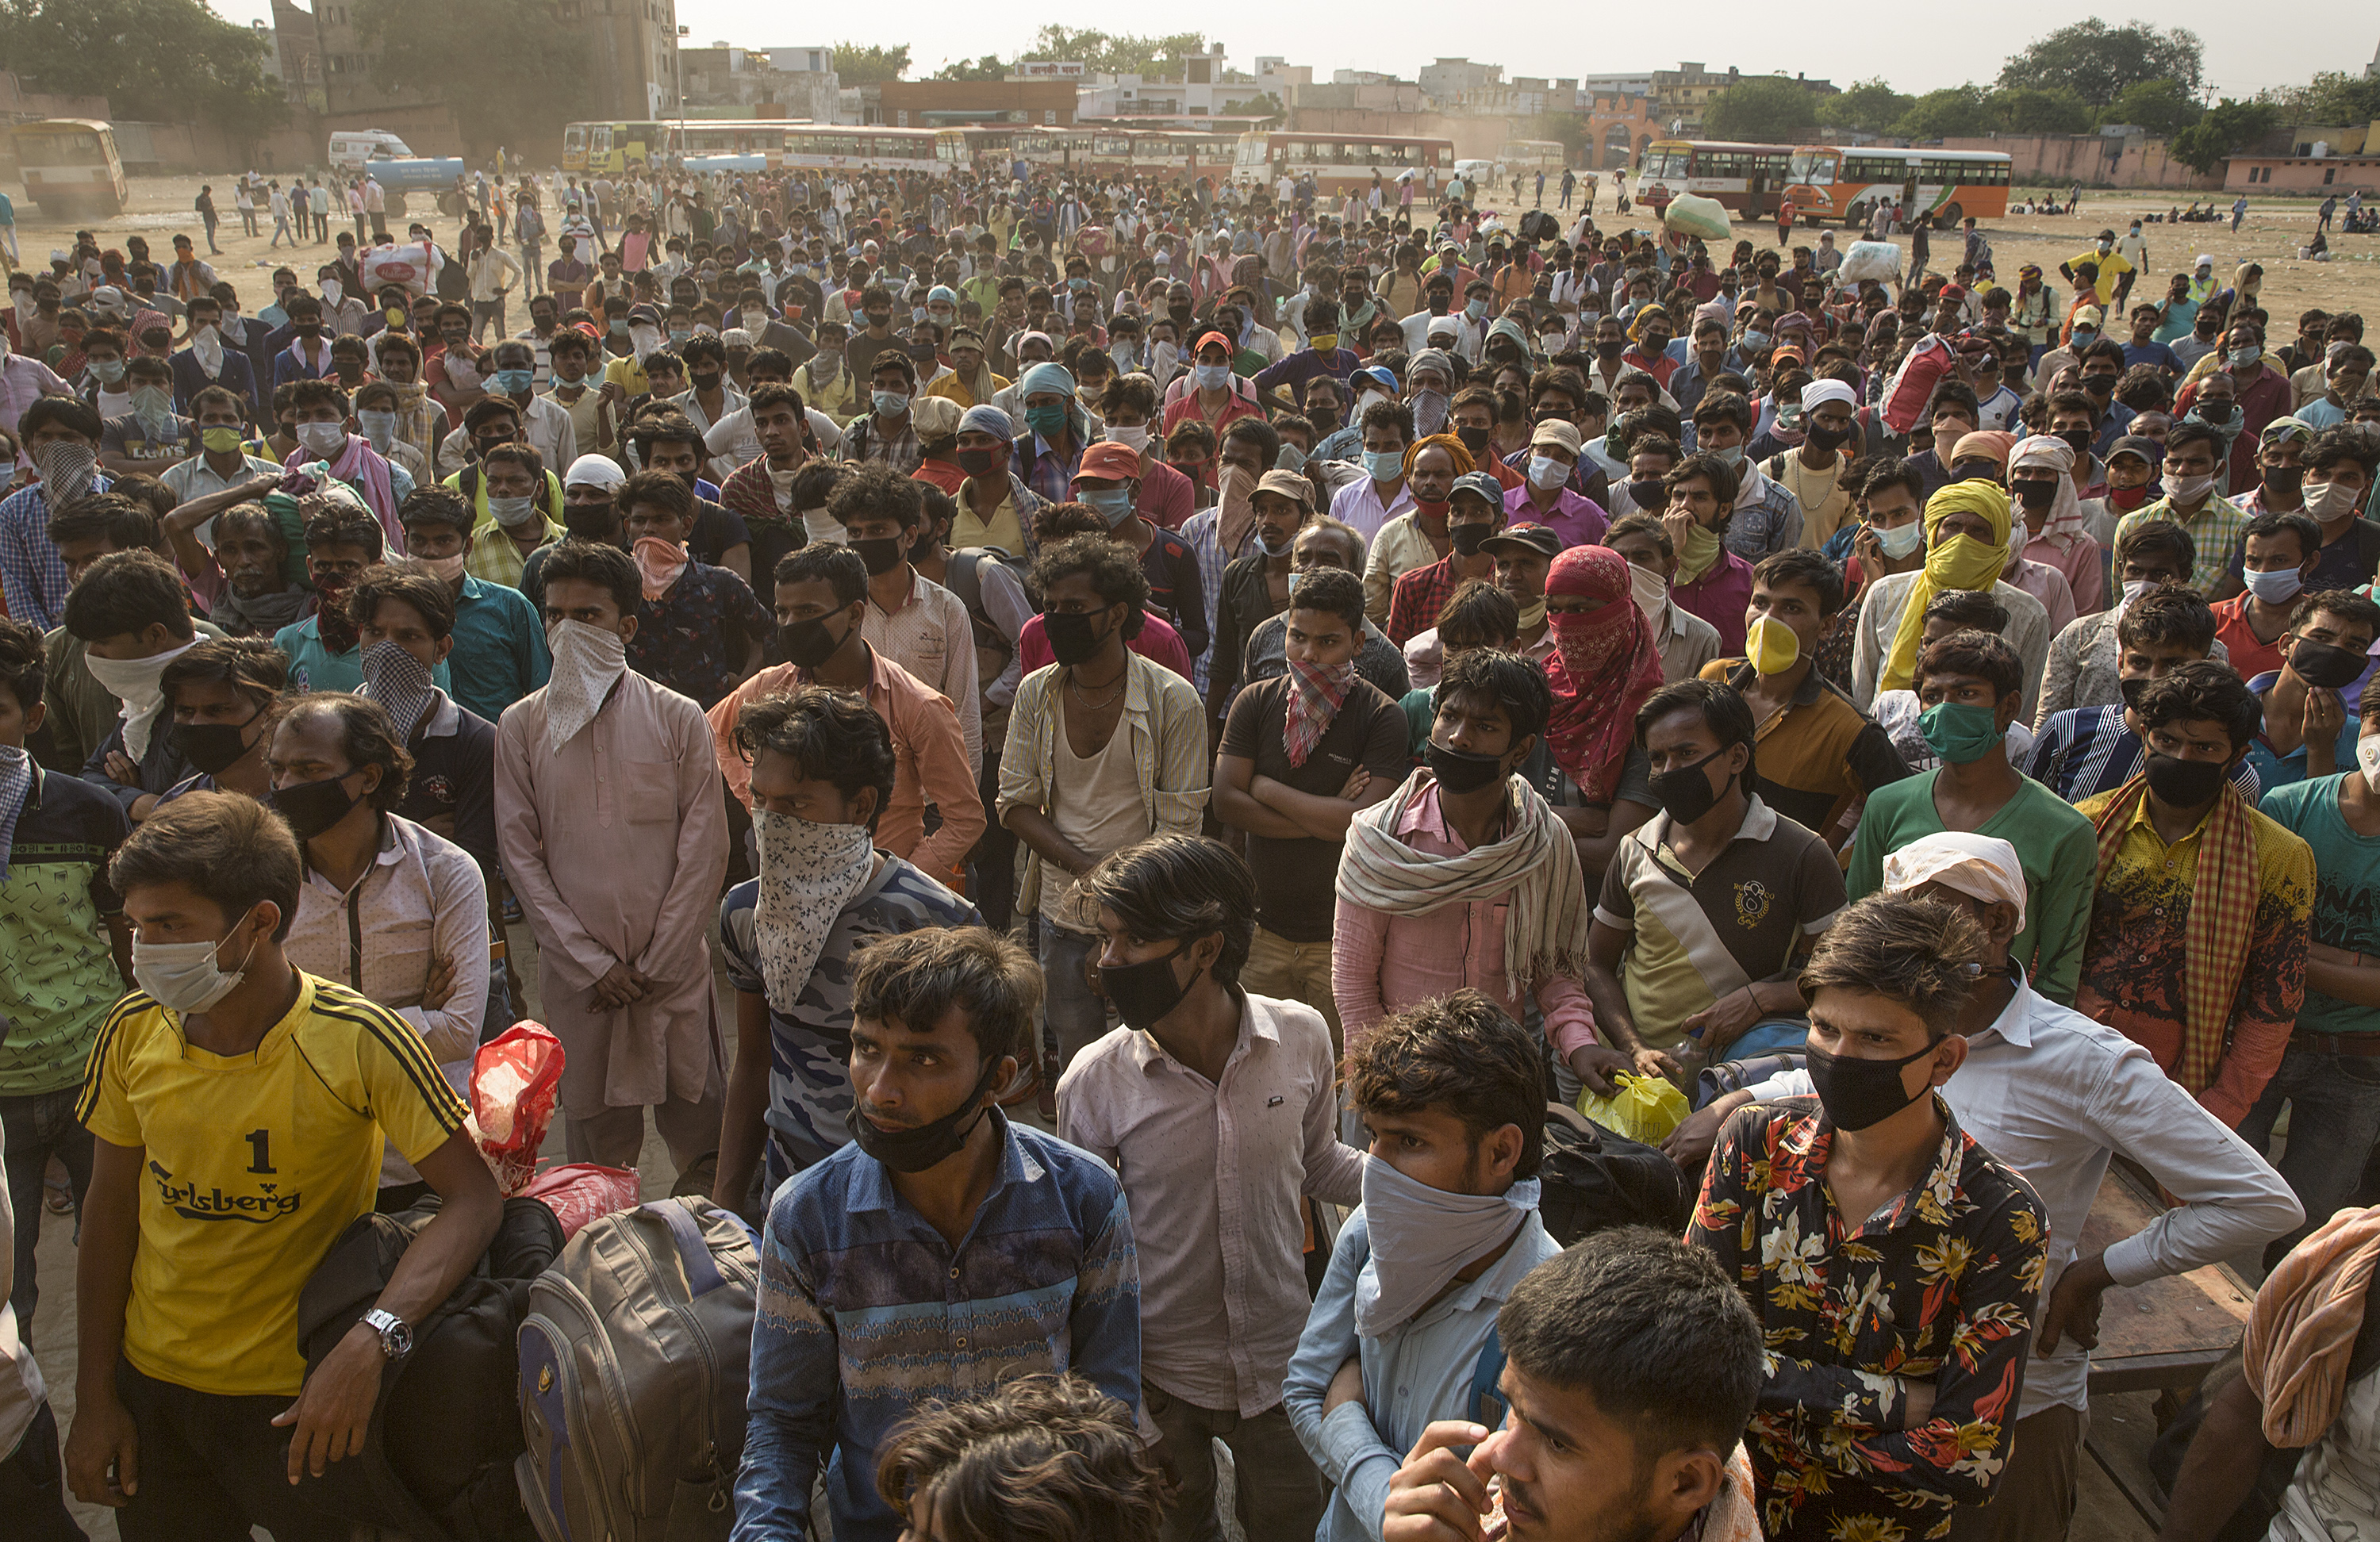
[1821, 77, 1915, 136]
[358, 0, 585, 156]
[1019, 27, 1206, 77]
[932, 55, 1007, 82]
[1222, 92, 1284, 125]
[1702, 75, 1818, 144]
[2106, 79, 2202, 136]
[2171, 98, 2280, 175]
[1997, 21, 2202, 109]
[1986, 86, 2091, 134]
[2261, 71, 2380, 127]
[831, 42, 911, 83]
[1894, 85, 1991, 141]
[0, 0, 285, 144]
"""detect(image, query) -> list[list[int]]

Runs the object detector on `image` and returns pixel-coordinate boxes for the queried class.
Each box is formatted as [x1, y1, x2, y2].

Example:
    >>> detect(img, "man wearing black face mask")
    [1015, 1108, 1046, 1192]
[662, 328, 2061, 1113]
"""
[707, 543, 982, 884]
[1000, 535, 1210, 1081]
[270, 693, 488, 1208]
[827, 464, 983, 771]
[739, 925, 1142, 1542]
[2241, 589, 2380, 789]
[1060, 834, 1361, 1542]
[2073, 662, 2313, 1130]
[1581, 677, 1845, 1091]
[1688, 892, 2048, 1542]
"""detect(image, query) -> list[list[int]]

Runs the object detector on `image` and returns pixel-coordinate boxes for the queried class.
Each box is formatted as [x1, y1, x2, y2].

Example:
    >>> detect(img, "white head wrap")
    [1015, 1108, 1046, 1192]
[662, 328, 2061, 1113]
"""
[1882, 832, 2028, 930]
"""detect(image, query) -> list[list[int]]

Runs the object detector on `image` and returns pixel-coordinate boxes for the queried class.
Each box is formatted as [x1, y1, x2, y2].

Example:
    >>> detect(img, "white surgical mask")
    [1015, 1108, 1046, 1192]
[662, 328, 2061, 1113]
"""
[1105, 424, 1150, 454]
[132, 906, 263, 1016]
[487, 493, 540, 529]
[2165, 471, 2217, 506]
[1527, 454, 1567, 491]
[1874, 520, 1925, 560]
[1630, 559, 1669, 625]
[297, 420, 347, 458]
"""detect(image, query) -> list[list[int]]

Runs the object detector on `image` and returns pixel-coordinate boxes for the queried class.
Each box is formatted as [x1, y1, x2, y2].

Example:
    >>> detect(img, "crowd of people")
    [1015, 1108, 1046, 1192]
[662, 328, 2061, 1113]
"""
[2, 150, 2379, 1542]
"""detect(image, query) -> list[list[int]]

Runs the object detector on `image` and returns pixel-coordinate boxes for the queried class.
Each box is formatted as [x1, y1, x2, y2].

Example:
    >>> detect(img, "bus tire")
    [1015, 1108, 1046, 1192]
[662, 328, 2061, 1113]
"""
[1937, 202, 1962, 230]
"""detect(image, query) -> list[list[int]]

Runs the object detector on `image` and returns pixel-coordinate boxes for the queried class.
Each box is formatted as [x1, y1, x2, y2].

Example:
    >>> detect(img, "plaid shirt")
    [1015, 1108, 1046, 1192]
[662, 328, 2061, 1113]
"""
[1013, 431, 1085, 508]
[1386, 554, 1464, 648]
[2115, 491, 2247, 595]
[1178, 506, 1252, 695]
[466, 515, 566, 591]
[1691, 1096, 2047, 1542]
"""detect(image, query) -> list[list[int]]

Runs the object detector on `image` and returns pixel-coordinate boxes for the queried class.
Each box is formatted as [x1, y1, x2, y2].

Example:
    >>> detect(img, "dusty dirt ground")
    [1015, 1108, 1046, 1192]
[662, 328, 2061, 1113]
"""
[6, 174, 2377, 327]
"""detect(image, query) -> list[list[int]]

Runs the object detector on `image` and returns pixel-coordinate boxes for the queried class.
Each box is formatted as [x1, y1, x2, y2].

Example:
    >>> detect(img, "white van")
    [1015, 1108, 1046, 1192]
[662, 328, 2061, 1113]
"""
[328, 129, 414, 170]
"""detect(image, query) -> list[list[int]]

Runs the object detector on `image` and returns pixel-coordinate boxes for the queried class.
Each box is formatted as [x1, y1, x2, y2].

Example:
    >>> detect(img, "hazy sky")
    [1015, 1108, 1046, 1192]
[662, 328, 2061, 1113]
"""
[209, 0, 2377, 102]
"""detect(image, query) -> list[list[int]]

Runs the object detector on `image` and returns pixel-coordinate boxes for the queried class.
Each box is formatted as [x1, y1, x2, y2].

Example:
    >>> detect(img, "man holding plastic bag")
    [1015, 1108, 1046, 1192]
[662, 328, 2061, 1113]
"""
[1581, 678, 1846, 1086]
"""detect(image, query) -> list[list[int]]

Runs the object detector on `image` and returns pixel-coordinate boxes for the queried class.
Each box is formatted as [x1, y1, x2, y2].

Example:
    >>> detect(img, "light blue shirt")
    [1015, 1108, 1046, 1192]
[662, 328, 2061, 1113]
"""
[1285, 1206, 1561, 1542]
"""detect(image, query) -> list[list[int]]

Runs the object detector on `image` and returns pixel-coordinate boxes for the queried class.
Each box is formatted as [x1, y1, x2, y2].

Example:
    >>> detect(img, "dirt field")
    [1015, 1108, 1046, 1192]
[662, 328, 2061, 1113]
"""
[7, 174, 2377, 328]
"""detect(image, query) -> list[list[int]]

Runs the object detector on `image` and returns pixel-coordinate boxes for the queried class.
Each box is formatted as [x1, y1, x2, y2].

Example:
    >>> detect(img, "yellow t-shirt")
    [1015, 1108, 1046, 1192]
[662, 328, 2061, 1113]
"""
[78, 973, 470, 1396]
[2069, 247, 2134, 304]
[951, 485, 1027, 558]
[602, 352, 650, 399]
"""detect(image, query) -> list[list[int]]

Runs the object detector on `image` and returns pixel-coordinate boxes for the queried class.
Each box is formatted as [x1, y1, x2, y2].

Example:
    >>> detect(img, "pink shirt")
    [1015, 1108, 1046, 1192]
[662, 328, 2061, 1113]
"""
[2023, 530, 2106, 616]
[2003, 554, 2079, 636]
[1330, 783, 1599, 1058]
[1056, 992, 1364, 1414]
[1018, 611, 1194, 681]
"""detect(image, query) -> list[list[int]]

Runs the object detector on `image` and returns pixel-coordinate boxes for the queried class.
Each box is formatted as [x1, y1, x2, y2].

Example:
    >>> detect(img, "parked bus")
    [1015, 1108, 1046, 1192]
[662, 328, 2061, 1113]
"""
[935, 125, 1017, 171]
[1234, 132, 1456, 197]
[683, 125, 945, 177]
[562, 120, 670, 175]
[9, 119, 126, 218]
[1636, 139, 1793, 220]
[1786, 144, 2013, 228]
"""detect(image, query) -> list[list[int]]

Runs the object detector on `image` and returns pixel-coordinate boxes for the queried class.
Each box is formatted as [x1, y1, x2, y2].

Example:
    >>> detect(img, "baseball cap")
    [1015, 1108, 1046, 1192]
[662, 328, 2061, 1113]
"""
[1529, 419, 1583, 455]
[1254, 469, 1314, 508]
[2107, 435, 2163, 467]
[1451, 471, 1503, 506]
[1076, 441, 1142, 482]
[2073, 305, 2104, 328]
[1480, 524, 1562, 560]
[626, 303, 661, 326]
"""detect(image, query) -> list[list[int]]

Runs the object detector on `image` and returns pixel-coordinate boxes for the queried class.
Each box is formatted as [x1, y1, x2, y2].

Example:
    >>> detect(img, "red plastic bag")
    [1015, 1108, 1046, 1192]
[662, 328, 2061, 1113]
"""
[1883, 335, 1954, 435]
[470, 1023, 562, 1195]
[520, 1164, 642, 1240]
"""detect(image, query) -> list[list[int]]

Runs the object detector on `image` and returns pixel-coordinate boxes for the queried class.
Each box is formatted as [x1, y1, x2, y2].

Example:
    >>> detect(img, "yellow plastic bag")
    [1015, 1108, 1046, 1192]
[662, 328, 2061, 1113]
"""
[1576, 1072, 1689, 1145]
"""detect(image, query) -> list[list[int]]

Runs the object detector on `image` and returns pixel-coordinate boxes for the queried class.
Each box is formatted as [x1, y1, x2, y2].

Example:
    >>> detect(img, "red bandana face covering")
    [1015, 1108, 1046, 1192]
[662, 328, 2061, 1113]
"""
[1285, 658, 1355, 767]
[1541, 545, 1666, 804]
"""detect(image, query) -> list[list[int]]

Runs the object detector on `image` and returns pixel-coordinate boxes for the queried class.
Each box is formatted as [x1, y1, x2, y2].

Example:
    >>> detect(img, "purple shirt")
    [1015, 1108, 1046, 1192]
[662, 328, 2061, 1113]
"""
[1502, 483, 1609, 549]
[1676, 549, 1756, 656]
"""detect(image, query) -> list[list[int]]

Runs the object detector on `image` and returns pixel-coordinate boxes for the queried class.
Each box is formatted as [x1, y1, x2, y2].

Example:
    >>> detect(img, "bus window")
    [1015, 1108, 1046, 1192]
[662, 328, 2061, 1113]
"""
[564, 126, 586, 155]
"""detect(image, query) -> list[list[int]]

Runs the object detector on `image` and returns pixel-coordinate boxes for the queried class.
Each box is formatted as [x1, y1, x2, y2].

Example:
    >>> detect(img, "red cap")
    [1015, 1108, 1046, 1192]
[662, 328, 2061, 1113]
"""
[1077, 441, 1142, 483]
[1195, 330, 1234, 356]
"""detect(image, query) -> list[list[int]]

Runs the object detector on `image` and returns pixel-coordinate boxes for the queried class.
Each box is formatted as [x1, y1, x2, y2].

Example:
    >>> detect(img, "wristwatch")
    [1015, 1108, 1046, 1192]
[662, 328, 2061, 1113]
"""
[361, 1306, 413, 1360]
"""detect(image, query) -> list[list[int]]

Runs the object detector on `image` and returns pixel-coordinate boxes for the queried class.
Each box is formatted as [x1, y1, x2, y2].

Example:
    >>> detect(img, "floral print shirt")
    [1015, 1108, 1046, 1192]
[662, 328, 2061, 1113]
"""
[1689, 1095, 2048, 1542]
[628, 560, 774, 710]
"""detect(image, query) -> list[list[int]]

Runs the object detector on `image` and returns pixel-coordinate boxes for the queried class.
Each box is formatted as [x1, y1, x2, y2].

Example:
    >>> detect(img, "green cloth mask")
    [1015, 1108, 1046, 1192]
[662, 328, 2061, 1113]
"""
[1918, 700, 2003, 765]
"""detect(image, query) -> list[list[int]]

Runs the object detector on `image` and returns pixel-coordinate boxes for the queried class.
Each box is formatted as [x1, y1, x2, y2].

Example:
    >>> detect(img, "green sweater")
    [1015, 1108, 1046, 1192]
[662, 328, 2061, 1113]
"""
[1847, 769, 2100, 1005]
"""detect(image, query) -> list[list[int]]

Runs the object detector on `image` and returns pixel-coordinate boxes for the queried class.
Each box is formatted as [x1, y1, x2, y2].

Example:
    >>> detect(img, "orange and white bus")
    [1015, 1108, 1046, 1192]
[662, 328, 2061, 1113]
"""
[1785, 145, 2012, 228]
[1234, 132, 1455, 196]
[1636, 140, 1793, 219]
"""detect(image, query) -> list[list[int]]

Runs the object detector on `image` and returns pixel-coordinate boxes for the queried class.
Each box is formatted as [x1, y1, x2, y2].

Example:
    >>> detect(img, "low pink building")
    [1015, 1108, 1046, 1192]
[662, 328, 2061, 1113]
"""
[2225, 156, 2380, 196]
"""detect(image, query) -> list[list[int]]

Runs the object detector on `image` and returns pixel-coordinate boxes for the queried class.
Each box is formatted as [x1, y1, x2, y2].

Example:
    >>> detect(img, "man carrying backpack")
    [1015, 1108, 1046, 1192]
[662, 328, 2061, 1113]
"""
[735, 926, 1140, 1542]
[1284, 991, 1562, 1542]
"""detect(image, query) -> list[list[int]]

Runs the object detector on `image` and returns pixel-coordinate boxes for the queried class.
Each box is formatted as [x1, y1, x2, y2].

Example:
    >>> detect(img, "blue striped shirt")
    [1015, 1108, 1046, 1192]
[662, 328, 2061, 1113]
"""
[2027, 703, 2263, 805]
[733, 1110, 1141, 1542]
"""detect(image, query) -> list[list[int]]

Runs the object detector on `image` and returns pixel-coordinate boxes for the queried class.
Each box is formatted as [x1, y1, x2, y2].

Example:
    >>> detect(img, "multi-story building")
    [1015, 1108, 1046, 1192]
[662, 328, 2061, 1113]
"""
[1651, 61, 1835, 136]
[678, 44, 839, 122]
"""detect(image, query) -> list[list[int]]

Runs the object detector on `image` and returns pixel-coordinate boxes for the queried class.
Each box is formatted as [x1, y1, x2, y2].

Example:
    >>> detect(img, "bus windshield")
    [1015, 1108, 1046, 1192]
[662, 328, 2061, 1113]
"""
[18, 131, 104, 165]
[1788, 150, 1834, 185]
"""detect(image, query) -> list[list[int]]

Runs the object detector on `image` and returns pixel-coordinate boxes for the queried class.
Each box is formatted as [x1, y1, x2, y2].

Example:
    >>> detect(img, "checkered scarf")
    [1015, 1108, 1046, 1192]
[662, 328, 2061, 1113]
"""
[1284, 658, 1353, 768]
[2090, 773, 2259, 1093]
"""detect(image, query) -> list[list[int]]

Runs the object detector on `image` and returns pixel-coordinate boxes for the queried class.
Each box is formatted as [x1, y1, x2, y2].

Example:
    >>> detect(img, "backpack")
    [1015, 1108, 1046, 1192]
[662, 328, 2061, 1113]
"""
[296, 1195, 566, 1542]
[516, 1197, 762, 1542]
[945, 544, 1019, 746]
[1534, 1100, 1692, 1247]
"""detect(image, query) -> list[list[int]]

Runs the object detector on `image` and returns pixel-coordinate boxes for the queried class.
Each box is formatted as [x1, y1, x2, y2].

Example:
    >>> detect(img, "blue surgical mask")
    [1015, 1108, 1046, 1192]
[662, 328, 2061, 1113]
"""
[1741, 330, 1771, 351]
[1874, 520, 1925, 559]
[1364, 448, 1405, 482]
[1465, 299, 1488, 320]
[1080, 487, 1134, 526]
[1194, 362, 1230, 391]
[493, 367, 534, 395]
[873, 389, 908, 418]
[2229, 345, 2260, 369]
[668, 327, 691, 344]
[1712, 445, 1745, 470]
[2244, 565, 2305, 605]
